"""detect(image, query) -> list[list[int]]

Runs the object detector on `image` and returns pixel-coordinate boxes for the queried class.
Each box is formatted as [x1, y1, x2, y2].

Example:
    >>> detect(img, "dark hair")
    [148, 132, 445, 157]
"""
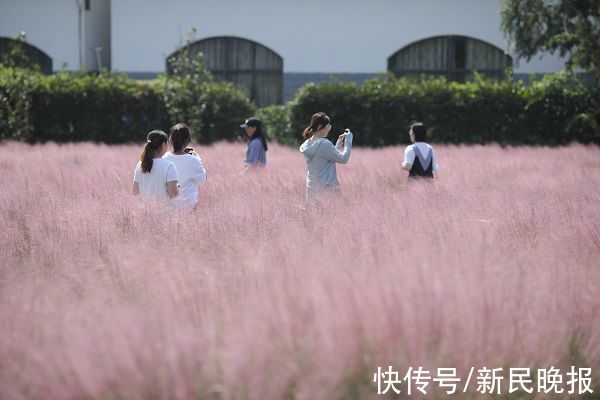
[140, 130, 168, 173]
[303, 112, 330, 140]
[410, 122, 427, 142]
[169, 123, 192, 153]
[247, 118, 268, 152]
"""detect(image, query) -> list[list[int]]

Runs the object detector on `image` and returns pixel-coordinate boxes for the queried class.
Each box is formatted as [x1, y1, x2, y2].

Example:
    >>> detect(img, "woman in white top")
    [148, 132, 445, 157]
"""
[133, 130, 179, 204]
[163, 123, 207, 209]
[402, 122, 439, 179]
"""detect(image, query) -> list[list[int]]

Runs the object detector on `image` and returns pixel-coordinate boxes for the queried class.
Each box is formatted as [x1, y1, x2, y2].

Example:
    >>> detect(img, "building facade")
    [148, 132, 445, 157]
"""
[1, 0, 568, 104]
[0, 0, 110, 71]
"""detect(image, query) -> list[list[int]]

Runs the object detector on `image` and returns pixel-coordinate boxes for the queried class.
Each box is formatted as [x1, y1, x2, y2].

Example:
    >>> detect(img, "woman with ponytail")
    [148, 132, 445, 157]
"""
[299, 112, 353, 201]
[163, 123, 207, 209]
[133, 130, 179, 204]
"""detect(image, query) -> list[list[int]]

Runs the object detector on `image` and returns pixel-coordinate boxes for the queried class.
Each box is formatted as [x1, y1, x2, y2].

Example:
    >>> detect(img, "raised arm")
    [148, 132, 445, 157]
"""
[321, 131, 353, 164]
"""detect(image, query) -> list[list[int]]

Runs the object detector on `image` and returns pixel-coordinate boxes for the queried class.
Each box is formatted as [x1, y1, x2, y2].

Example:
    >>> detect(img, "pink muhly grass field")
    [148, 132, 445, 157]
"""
[0, 141, 599, 400]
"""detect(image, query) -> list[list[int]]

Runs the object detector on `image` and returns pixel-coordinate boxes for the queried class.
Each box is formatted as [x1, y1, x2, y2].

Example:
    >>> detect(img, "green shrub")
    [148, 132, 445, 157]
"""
[0, 66, 256, 144]
[288, 72, 600, 146]
[27, 71, 168, 143]
[1, 65, 597, 146]
[257, 104, 294, 145]
[158, 26, 256, 144]
[156, 76, 256, 144]
[0, 67, 33, 141]
[290, 81, 372, 144]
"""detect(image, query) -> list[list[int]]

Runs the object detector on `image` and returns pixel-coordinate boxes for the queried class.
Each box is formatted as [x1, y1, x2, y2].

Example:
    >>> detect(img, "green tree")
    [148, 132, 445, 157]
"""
[0, 32, 31, 69]
[161, 28, 212, 137]
[166, 27, 212, 81]
[501, 0, 600, 75]
[159, 27, 256, 143]
[0, 32, 33, 140]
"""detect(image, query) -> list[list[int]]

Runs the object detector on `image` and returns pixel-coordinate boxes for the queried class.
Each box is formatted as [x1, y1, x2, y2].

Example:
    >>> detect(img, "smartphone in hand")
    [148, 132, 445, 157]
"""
[339, 129, 350, 142]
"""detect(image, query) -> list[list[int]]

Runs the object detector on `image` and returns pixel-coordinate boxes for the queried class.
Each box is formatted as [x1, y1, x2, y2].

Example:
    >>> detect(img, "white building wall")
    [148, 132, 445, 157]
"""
[0, 0, 110, 71]
[111, 0, 567, 74]
[1, 0, 567, 74]
[0, 0, 78, 69]
[85, 0, 111, 71]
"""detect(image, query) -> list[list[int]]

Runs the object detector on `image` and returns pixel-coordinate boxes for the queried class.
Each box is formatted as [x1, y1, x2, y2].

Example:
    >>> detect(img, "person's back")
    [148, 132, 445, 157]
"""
[163, 152, 206, 206]
[134, 157, 179, 204]
[402, 122, 439, 179]
[133, 128, 178, 205]
[405, 142, 436, 178]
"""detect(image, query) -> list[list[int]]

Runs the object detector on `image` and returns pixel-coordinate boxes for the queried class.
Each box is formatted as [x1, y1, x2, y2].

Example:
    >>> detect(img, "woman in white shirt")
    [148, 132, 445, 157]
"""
[133, 130, 179, 204]
[163, 123, 207, 209]
[402, 122, 439, 179]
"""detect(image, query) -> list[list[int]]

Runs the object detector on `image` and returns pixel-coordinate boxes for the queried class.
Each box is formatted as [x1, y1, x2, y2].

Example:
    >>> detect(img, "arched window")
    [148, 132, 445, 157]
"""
[388, 35, 512, 82]
[167, 36, 283, 106]
[0, 37, 52, 74]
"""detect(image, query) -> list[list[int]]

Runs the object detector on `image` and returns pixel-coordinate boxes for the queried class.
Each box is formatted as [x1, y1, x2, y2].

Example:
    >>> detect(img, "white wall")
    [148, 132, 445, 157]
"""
[111, 0, 568, 74]
[0, 0, 79, 70]
[0, 0, 110, 71]
[0, 0, 567, 74]
[85, 0, 111, 71]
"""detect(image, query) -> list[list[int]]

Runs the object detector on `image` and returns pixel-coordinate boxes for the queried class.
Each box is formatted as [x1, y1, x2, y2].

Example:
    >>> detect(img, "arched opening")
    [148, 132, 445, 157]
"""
[0, 37, 53, 74]
[167, 36, 283, 106]
[388, 35, 512, 82]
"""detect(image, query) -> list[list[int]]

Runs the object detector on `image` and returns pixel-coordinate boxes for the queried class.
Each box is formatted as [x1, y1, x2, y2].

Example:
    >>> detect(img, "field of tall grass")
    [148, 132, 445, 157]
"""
[0, 141, 599, 399]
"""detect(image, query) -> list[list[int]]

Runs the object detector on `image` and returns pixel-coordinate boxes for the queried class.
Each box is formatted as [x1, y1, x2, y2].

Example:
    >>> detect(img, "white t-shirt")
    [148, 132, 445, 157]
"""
[403, 142, 440, 173]
[163, 152, 207, 207]
[133, 158, 179, 204]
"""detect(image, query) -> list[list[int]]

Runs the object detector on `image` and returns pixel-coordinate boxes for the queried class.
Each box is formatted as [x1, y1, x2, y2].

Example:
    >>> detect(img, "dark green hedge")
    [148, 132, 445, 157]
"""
[1, 66, 598, 146]
[287, 73, 600, 146]
[0, 67, 256, 144]
[155, 76, 255, 145]
[31, 71, 169, 143]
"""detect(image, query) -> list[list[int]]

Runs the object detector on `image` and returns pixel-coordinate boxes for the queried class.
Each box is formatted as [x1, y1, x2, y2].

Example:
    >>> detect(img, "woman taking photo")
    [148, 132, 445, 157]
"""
[163, 123, 207, 209]
[299, 112, 353, 201]
[133, 130, 179, 204]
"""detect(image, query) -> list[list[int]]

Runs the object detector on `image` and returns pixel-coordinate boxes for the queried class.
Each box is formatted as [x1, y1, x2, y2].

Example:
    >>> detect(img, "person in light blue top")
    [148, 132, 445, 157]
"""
[299, 112, 353, 202]
[240, 117, 267, 172]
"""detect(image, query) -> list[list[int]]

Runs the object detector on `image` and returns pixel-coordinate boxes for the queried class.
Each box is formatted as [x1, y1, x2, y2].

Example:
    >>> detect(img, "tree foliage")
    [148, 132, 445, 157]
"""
[501, 0, 600, 74]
